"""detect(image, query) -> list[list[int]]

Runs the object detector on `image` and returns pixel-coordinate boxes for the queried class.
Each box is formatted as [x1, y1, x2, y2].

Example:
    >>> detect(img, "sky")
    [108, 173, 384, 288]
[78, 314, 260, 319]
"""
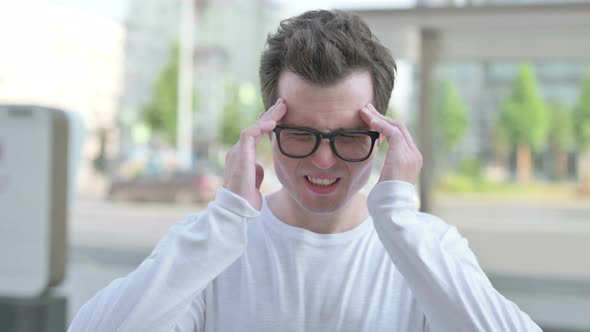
[3, 0, 416, 115]
[274, 0, 416, 16]
[49, 0, 128, 20]
[24, 0, 418, 22]
[274, 0, 416, 11]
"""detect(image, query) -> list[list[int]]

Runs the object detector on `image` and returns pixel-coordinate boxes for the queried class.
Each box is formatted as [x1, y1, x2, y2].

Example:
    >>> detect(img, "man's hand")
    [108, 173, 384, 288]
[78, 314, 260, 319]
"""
[360, 104, 423, 185]
[223, 98, 286, 210]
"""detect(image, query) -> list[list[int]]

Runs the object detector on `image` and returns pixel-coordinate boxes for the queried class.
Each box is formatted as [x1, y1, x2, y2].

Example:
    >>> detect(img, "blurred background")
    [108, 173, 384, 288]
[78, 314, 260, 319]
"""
[1, 0, 590, 331]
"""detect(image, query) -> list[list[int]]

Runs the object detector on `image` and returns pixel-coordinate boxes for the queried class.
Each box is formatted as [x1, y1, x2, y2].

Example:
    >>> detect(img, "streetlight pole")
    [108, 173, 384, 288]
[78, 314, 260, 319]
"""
[177, 0, 196, 170]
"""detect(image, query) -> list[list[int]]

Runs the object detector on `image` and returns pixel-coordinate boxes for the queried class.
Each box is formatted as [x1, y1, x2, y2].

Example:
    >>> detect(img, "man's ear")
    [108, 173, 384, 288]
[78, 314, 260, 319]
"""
[379, 133, 385, 144]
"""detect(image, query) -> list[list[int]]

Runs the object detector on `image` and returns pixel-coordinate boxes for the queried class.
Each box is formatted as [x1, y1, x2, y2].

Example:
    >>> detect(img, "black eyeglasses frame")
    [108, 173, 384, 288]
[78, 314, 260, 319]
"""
[272, 125, 380, 162]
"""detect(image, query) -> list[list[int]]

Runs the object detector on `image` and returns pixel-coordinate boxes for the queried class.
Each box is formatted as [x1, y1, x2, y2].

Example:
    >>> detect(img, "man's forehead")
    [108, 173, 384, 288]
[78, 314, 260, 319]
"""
[284, 124, 372, 132]
[277, 70, 373, 96]
[280, 109, 370, 131]
[276, 70, 373, 130]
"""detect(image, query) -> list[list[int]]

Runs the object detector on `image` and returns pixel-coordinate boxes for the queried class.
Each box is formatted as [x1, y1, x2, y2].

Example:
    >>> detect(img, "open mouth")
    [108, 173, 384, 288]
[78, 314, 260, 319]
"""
[305, 176, 339, 186]
[304, 175, 341, 194]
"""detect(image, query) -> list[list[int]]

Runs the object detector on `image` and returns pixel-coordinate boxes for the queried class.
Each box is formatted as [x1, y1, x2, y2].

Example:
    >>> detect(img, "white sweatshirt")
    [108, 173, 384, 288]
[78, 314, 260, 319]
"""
[69, 181, 541, 332]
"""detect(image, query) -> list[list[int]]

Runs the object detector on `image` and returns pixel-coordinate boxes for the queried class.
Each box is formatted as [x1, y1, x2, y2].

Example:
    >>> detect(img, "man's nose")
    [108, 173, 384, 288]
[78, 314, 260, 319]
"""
[309, 140, 338, 169]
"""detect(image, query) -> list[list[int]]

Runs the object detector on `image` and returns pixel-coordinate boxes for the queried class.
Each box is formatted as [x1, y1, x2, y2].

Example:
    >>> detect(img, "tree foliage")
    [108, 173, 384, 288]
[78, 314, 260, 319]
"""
[573, 68, 590, 150]
[143, 45, 181, 144]
[496, 63, 549, 152]
[435, 79, 468, 152]
[548, 102, 574, 151]
[221, 81, 263, 147]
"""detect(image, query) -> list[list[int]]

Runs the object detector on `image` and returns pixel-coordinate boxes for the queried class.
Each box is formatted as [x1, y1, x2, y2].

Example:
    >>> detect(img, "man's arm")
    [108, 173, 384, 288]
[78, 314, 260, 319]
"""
[69, 99, 286, 332]
[368, 180, 542, 332]
[68, 188, 258, 332]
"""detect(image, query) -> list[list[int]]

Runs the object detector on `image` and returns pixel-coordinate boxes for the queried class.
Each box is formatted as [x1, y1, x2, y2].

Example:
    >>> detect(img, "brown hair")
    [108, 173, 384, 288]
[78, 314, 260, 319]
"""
[259, 9, 396, 114]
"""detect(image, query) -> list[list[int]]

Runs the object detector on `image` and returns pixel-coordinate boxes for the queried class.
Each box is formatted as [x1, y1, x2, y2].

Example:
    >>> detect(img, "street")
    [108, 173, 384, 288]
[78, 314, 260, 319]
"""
[57, 195, 205, 322]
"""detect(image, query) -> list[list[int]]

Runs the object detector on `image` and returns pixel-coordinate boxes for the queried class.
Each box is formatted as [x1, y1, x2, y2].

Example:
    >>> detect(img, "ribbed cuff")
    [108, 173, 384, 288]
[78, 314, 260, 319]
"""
[367, 180, 418, 211]
[214, 187, 260, 219]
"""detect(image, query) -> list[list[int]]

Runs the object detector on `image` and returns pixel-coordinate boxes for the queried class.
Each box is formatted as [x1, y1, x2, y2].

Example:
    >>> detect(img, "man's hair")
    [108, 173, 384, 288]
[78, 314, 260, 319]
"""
[259, 9, 396, 114]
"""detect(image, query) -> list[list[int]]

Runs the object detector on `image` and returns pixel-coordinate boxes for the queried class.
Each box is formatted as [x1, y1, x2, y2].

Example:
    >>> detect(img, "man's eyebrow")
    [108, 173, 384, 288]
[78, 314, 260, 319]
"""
[281, 123, 370, 131]
[334, 124, 372, 131]
[332, 127, 365, 131]
[317, 126, 372, 132]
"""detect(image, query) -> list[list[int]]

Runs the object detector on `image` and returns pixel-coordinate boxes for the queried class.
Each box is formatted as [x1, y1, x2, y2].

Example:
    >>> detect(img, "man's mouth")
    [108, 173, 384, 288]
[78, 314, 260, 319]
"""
[305, 175, 340, 186]
[304, 175, 341, 194]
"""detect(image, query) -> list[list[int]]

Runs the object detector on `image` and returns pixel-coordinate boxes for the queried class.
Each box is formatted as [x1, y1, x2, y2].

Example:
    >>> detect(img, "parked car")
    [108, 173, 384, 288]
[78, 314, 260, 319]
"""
[108, 166, 222, 204]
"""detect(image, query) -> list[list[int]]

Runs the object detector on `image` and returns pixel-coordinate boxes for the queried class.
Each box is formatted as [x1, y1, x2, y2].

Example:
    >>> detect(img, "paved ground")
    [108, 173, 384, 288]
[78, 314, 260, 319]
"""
[433, 196, 590, 330]
[56, 195, 203, 322]
[55, 193, 590, 330]
[434, 195, 590, 279]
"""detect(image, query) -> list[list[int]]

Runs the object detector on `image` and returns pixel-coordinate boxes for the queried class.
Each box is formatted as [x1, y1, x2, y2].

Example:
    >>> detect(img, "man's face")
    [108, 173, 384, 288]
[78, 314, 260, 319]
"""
[272, 70, 378, 213]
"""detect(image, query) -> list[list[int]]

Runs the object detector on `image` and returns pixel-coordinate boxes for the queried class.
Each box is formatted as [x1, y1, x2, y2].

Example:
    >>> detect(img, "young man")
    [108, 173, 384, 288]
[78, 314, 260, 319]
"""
[70, 10, 541, 331]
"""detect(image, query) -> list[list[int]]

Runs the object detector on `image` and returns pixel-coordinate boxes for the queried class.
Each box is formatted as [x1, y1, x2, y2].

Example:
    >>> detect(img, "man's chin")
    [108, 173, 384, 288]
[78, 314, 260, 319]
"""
[296, 196, 348, 214]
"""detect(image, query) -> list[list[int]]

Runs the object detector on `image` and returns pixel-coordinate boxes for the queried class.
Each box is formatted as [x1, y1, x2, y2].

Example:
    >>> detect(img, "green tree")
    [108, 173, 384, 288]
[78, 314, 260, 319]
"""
[221, 81, 263, 147]
[573, 68, 590, 193]
[435, 79, 468, 152]
[385, 105, 398, 120]
[143, 44, 183, 144]
[547, 102, 574, 179]
[496, 62, 549, 183]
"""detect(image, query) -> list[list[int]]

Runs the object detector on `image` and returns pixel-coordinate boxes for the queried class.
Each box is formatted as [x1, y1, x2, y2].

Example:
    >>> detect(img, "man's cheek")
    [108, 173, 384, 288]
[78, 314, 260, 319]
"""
[272, 155, 290, 186]
[353, 162, 373, 186]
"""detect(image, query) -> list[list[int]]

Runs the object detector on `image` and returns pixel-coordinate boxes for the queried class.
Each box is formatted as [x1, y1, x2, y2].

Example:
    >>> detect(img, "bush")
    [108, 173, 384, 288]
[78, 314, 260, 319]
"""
[457, 158, 483, 180]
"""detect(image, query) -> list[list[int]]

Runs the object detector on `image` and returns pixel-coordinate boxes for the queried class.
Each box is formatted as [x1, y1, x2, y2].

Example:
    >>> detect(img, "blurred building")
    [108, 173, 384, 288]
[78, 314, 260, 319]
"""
[404, 0, 590, 180]
[0, 0, 281, 191]
[191, 0, 279, 156]
[117, 0, 280, 163]
[197, 0, 278, 83]
[417, 0, 590, 6]
[435, 61, 587, 177]
[117, 0, 180, 163]
[121, 0, 179, 112]
[0, 2, 125, 191]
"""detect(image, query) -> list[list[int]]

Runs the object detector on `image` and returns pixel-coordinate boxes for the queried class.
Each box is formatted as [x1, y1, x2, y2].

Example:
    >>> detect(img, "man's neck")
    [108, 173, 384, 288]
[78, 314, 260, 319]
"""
[266, 190, 369, 234]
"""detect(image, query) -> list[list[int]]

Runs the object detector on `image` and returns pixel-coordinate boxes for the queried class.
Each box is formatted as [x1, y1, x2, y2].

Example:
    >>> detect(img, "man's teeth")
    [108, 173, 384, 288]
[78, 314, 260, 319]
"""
[306, 176, 338, 186]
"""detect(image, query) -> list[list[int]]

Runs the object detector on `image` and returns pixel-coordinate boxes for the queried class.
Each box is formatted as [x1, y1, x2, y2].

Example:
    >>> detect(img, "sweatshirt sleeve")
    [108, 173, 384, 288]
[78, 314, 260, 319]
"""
[68, 187, 259, 332]
[367, 181, 541, 332]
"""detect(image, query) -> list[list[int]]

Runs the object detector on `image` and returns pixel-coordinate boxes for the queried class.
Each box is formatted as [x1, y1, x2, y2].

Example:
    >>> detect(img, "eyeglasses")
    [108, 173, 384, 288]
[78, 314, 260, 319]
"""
[272, 125, 380, 162]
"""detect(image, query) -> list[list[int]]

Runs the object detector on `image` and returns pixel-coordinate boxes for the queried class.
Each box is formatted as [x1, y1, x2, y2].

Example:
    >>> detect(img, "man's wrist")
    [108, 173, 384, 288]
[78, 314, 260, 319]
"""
[368, 180, 419, 211]
[214, 187, 261, 218]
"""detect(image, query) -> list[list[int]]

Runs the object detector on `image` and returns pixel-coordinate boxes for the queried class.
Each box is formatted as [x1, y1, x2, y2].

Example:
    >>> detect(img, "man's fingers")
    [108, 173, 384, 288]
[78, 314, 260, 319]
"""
[269, 101, 287, 122]
[259, 99, 279, 119]
[250, 99, 287, 142]
[241, 119, 276, 139]
[224, 99, 286, 210]
[360, 107, 406, 147]
[260, 98, 287, 122]
[366, 104, 418, 151]
[367, 105, 423, 167]
[235, 98, 284, 173]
